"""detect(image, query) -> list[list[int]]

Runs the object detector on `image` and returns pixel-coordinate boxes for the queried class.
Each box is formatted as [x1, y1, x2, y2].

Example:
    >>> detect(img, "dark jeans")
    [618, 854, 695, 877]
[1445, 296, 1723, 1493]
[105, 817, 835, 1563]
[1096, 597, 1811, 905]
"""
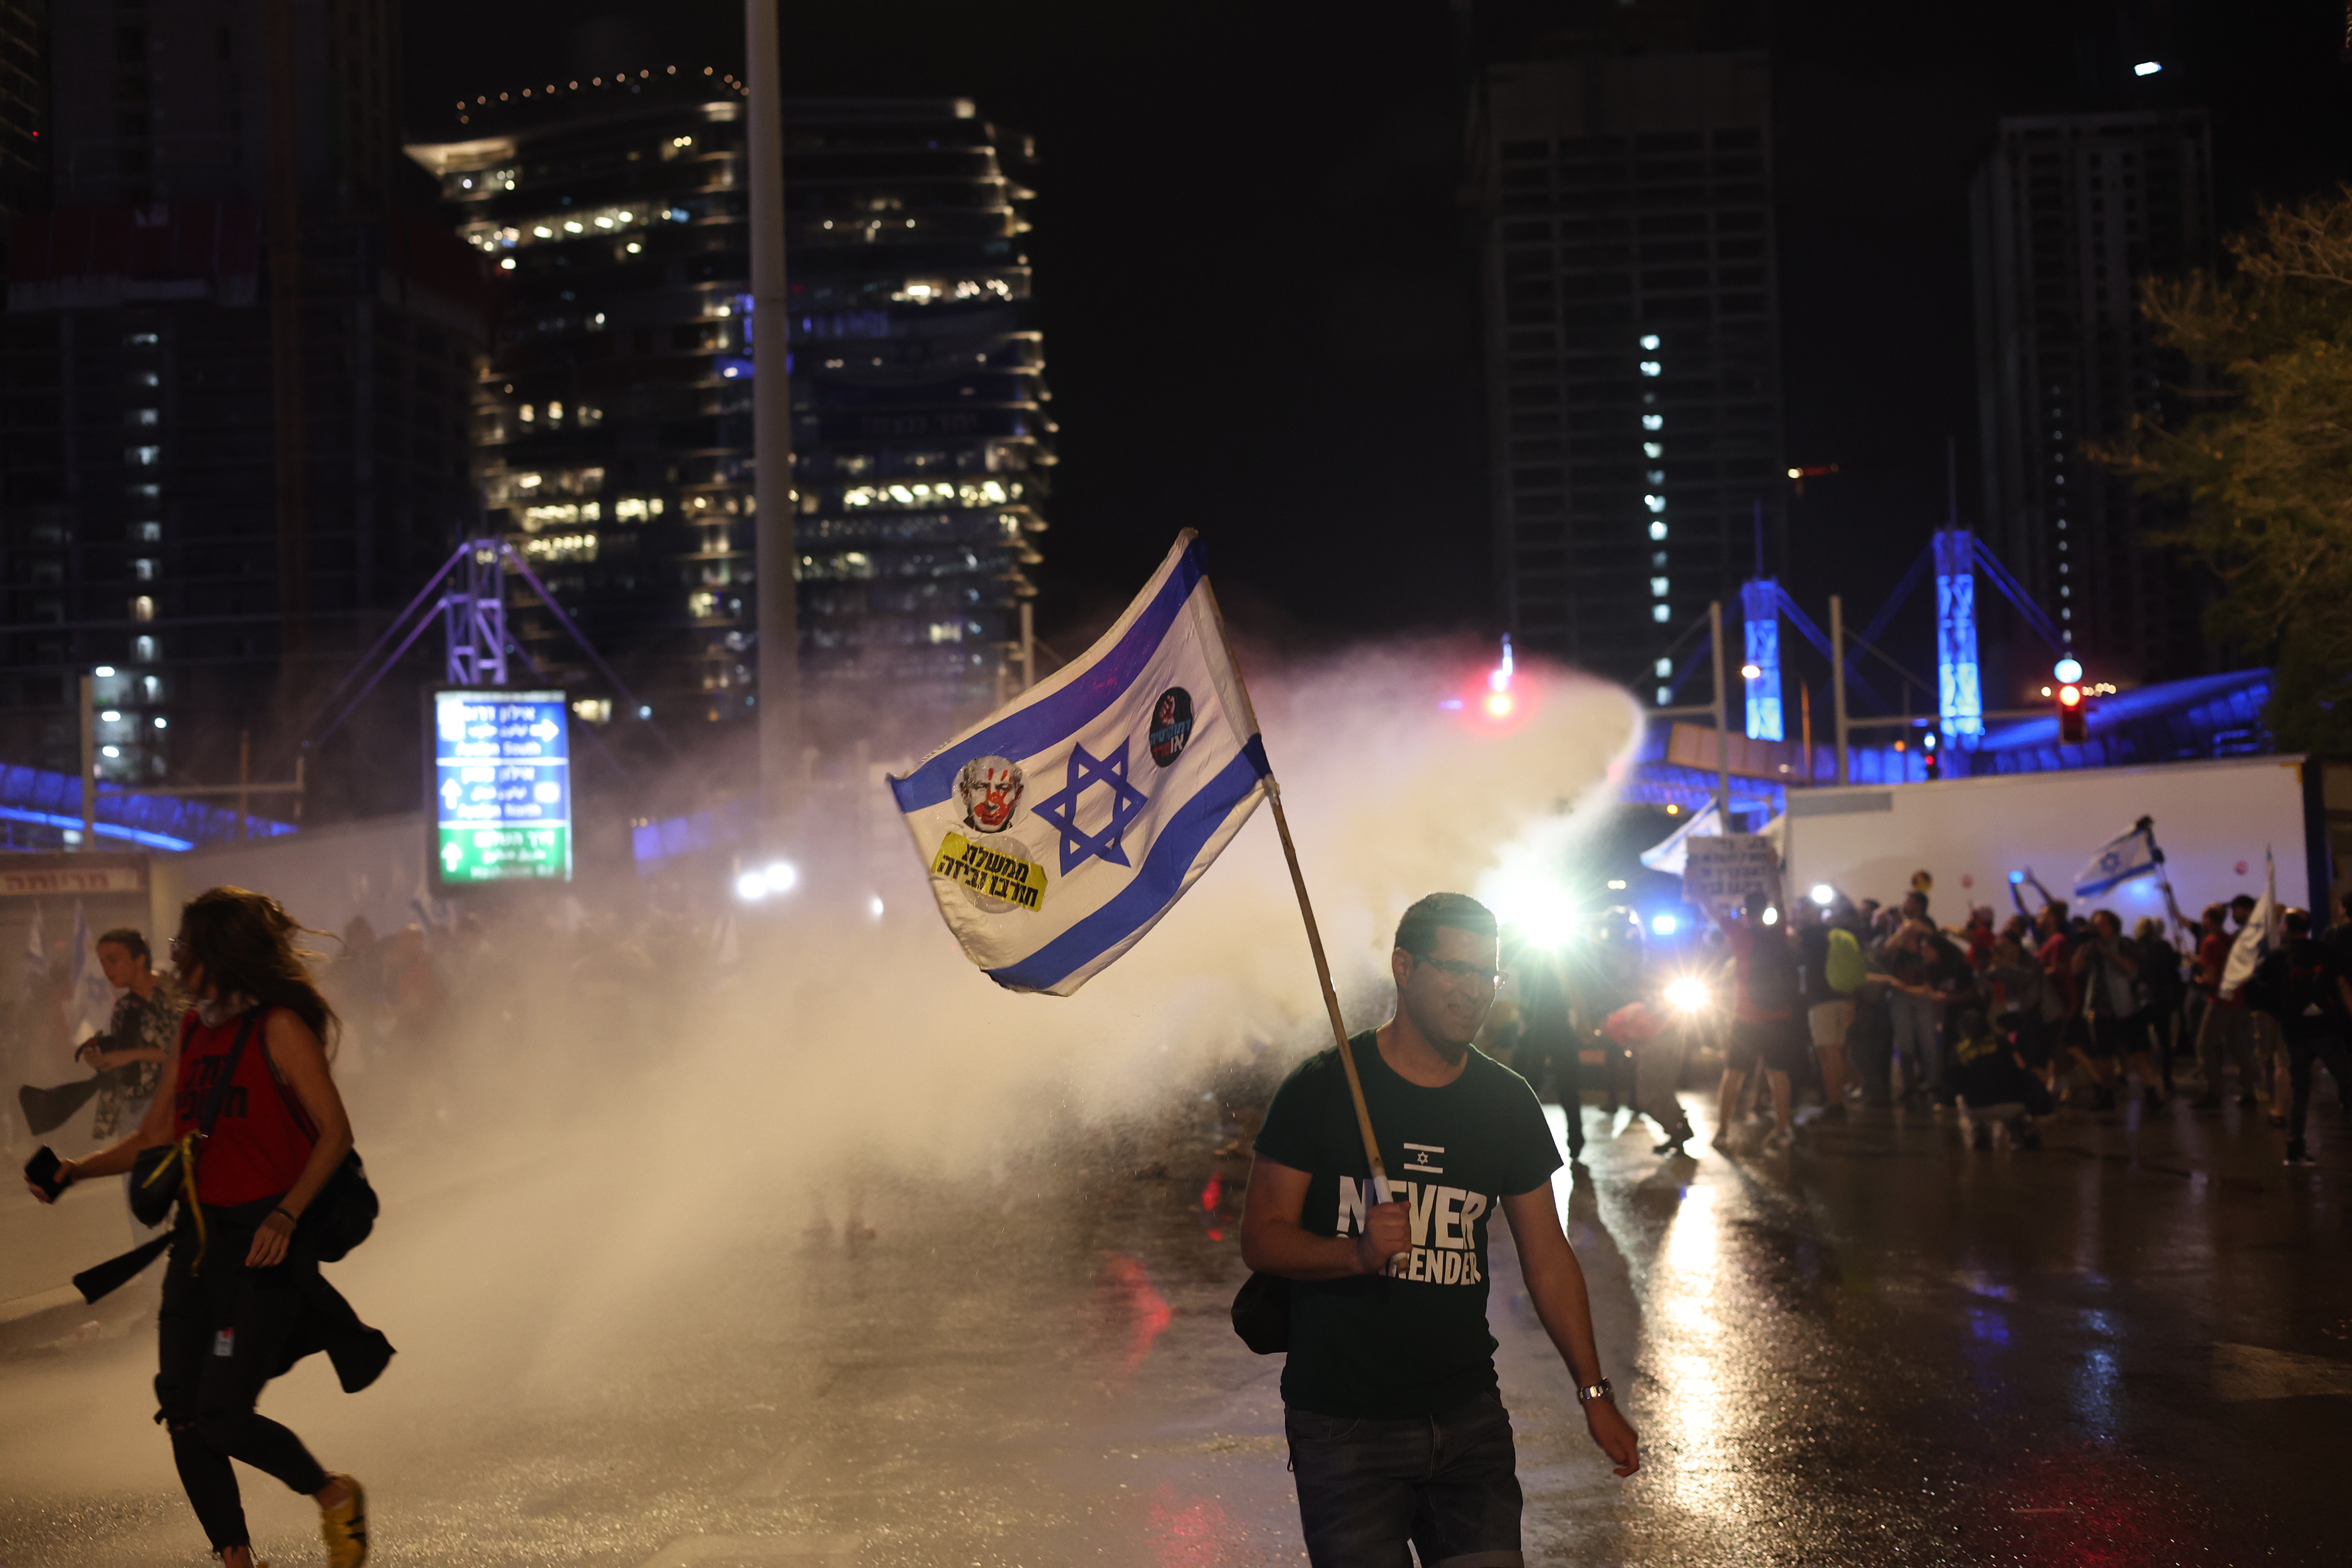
[1284, 1389, 1524, 1568]
[2285, 1030, 2352, 1143]
[155, 1203, 331, 1552]
[1849, 996, 1895, 1105]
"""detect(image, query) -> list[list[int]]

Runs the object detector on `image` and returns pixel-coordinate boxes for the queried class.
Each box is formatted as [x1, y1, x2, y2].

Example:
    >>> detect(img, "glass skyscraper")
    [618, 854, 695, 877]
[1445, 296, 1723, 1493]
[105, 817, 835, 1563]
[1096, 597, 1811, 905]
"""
[1971, 111, 2215, 688]
[1473, 51, 1786, 703]
[408, 78, 1048, 743]
[0, 0, 484, 805]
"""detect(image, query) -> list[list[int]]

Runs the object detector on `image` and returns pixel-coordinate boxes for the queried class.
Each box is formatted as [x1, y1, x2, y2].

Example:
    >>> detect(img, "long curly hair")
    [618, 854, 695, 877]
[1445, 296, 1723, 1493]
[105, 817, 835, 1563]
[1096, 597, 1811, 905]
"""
[178, 886, 339, 1047]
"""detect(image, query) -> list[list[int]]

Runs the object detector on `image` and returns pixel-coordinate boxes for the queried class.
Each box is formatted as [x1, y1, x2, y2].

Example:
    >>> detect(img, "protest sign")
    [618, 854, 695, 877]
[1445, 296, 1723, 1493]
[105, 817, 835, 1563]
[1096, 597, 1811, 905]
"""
[1682, 831, 1781, 905]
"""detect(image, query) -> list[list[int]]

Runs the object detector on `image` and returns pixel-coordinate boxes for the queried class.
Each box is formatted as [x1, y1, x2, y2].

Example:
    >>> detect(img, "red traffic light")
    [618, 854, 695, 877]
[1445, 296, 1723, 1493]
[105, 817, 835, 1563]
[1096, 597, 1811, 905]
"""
[2056, 681, 2088, 744]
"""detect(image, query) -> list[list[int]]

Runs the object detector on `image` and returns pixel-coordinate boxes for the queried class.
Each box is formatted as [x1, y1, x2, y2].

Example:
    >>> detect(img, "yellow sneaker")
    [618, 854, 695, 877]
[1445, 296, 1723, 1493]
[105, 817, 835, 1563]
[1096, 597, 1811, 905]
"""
[319, 1473, 368, 1568]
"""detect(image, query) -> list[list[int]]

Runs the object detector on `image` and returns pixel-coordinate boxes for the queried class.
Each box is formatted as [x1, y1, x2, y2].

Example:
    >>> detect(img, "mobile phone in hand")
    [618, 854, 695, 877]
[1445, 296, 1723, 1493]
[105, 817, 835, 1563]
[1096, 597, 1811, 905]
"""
[23, 1145, 67, 1200]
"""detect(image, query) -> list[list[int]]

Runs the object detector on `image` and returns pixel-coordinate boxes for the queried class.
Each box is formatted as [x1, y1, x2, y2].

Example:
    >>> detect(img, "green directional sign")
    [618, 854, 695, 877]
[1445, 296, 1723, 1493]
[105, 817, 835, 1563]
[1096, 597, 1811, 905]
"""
[431, 689, 573, 887]
[438, 823, 570, 884]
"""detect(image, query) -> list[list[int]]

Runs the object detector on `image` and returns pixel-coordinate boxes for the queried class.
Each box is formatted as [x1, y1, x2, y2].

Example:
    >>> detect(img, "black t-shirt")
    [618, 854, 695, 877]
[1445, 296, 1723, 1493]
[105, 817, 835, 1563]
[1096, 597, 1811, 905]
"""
[2252, 936, 2347, 1038]
[1253, 1030, 1564, 1419]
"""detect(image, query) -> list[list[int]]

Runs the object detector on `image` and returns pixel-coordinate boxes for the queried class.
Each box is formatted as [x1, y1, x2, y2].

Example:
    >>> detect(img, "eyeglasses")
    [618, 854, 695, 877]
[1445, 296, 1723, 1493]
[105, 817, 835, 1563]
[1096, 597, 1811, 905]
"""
[1413, 954, 1502, 988]
[168, 936, 189, 958]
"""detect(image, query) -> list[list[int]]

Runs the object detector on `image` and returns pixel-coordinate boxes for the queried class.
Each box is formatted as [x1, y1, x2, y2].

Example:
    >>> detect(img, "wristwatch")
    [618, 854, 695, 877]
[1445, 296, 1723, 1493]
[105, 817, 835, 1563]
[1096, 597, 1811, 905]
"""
[1576, 1377, 1613, 1405]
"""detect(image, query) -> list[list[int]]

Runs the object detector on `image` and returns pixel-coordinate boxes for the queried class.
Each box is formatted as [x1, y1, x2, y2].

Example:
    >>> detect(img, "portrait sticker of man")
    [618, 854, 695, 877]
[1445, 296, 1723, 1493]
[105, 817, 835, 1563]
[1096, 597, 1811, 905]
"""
[957, 755, 1025, 835]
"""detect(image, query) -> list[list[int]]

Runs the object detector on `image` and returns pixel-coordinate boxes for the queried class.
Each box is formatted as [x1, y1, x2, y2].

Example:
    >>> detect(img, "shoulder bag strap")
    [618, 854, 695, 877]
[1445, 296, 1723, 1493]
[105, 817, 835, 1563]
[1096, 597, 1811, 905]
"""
[192, 1011, 264, 1143]
[154, 1011, 261, 1274]
[252, 1013, 322, 1145]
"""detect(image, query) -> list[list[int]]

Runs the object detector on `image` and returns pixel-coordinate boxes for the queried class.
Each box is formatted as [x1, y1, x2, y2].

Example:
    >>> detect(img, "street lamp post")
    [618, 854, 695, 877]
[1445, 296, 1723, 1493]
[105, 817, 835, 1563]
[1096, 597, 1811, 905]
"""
[78, 674, 96, 848]
[747, 0, 801, 821]
[1708, 599, 1730, 821]
[1829, 593, 1850, 786]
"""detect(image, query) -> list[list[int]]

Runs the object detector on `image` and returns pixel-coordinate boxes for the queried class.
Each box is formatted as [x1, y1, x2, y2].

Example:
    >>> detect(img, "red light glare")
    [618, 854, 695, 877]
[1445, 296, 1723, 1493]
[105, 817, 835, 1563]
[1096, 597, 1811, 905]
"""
[2058, 685, 2082, 706]
[1484, 692, 1515, 719]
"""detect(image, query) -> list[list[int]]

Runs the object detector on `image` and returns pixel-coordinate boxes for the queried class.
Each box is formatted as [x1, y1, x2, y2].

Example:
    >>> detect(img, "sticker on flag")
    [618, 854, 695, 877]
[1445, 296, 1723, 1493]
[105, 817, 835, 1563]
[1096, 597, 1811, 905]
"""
[888, 531, 1272, 995]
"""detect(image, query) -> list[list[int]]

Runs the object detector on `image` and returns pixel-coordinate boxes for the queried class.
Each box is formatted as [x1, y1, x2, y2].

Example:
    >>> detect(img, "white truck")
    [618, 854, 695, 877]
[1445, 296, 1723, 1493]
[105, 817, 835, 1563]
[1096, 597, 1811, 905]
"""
[1779, 755, 2349, 924]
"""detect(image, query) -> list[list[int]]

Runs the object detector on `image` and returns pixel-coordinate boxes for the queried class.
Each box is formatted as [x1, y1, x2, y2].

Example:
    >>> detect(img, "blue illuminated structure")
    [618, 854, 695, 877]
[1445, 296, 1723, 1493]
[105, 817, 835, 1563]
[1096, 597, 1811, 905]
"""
[1933, 530, 1983, 744]
[0, 763, 294, 851]
[1740, 578, 1783, 741]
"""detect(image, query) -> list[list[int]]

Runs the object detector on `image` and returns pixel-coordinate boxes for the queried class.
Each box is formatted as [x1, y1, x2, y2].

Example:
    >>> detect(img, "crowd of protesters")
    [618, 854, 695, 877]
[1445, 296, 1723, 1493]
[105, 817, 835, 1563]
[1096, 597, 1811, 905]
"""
[1487, 875, 2352, 1167]
[9, 891, 742, 1160]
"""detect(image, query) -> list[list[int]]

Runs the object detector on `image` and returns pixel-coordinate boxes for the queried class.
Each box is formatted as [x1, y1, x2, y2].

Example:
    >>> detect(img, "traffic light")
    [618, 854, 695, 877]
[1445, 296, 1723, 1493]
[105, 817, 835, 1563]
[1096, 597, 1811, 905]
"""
[1921, 729, 1942, 779]
[2055, 679, 2088, 744]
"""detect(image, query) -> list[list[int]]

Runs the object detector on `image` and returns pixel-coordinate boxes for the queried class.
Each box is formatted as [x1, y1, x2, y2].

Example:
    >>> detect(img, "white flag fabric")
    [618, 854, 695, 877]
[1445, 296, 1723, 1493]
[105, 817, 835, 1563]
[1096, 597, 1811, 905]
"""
[888, 531, 1271, 996]
[23, 900, 45, 979]
[2073, 822, 2158, 899]
[1637, 800, 1723, 878]
[2220, 848, 2276, 1000]
[68, 900, 113, 1043]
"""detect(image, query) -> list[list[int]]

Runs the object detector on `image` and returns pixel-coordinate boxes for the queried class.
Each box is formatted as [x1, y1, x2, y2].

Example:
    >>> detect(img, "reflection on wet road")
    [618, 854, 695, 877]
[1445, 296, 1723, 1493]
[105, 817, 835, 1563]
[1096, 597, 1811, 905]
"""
[1, 1091, 2344, 1564]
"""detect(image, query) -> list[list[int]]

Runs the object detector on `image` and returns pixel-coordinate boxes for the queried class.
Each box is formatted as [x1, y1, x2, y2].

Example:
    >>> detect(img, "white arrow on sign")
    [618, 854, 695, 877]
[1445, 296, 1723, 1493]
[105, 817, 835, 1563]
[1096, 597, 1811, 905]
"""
[441, 841, 463, 873]
[442, 780, 461, 807]
[530, 719, 559, 741]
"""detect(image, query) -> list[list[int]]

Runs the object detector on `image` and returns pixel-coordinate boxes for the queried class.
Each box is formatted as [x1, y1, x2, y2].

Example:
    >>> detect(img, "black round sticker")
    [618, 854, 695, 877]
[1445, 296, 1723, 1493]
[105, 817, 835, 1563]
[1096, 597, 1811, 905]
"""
[1148, 687, 1195, 768]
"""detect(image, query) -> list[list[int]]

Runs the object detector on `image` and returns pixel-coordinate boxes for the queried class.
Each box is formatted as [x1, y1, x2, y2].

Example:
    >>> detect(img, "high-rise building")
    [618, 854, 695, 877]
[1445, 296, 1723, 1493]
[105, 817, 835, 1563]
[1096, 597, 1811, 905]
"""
[1971, 111, 2216, 689]
[1472, 52, 1786, 702]
[406, 80, 1048, 746]
[0, 0, 44, 229]
[0, 0, 486, 807]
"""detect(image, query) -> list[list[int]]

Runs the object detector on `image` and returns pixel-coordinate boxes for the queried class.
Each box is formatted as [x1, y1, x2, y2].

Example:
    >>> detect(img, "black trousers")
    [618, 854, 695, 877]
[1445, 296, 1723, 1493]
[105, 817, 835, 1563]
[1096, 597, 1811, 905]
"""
[2285, 1030, 2352, 1144]
[154, 1202, 330, 1552]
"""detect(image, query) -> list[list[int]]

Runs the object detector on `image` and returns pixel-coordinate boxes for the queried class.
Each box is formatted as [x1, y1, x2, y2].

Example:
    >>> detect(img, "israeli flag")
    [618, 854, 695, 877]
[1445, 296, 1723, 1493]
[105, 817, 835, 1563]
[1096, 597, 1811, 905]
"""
[2073, 822, 2158, 899]
[2220, 849, 2276, 1000]
[67, 900, 114, 1043]
[1637, 800, 1723, 878]
[889, 531, 1272, 996]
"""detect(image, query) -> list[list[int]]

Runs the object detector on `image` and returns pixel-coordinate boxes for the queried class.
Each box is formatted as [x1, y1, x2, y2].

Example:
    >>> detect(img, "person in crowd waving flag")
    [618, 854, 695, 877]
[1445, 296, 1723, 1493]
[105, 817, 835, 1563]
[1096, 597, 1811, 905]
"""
[2074, 816, 2198, 949]
[2073, 821, 2160, 903]
[2221, 851, 2277, 1002]
[2222, 854, 2290, 1118]
[889, 530, 1271, 996]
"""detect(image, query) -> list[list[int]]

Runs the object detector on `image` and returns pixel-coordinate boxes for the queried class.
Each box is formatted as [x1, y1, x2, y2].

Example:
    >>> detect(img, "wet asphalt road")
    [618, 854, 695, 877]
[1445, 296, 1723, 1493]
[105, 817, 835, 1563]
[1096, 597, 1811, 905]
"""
[2, 1085, 2346, 1568]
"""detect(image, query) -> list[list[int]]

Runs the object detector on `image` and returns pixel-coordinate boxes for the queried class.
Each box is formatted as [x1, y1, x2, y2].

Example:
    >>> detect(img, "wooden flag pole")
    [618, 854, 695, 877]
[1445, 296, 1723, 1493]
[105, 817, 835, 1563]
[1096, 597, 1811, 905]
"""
[1202, 575, 1390, 1203]
[1264, 782, 1392, 1203]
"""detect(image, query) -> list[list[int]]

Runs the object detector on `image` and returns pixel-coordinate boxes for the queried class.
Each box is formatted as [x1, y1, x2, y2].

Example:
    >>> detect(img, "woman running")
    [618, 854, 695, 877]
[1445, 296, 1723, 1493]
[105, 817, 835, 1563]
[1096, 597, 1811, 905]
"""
[28, 887, 379, 1568]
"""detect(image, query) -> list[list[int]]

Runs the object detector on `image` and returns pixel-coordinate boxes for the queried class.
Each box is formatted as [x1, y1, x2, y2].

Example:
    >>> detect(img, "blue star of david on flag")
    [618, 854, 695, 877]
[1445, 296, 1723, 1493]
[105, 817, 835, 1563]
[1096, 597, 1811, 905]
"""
[1031, 740, 1152, 874]
[2073, 822, 2159, 898]
[887, 530, 1274, 996]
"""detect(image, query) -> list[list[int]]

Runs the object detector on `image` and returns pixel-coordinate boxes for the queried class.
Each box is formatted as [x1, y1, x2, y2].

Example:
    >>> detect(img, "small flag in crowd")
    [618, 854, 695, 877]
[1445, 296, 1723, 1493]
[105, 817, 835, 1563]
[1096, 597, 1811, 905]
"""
[2220, 848, 2276, 1000]
[888, 531, 1272, 996]
[2073, 820, 2160, 898]
[22, 900, 45, 981]
[67, 900, 113, 1042]
[1637, 800, 1725, 879]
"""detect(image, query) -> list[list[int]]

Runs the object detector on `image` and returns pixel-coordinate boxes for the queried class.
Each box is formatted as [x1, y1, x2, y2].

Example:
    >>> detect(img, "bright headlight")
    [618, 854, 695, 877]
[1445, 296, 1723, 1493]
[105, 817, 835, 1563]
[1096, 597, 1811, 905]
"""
[1664, 975, 1711, 1014]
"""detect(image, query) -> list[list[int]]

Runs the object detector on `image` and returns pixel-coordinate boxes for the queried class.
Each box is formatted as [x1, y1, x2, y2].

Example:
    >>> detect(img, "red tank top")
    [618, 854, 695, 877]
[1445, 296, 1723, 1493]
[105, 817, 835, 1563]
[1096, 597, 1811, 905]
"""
[172, 1007, 316, 1207]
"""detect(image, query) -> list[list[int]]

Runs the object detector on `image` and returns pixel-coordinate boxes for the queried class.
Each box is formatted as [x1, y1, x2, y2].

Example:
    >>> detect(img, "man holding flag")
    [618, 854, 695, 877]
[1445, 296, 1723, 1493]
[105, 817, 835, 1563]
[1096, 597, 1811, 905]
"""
[1241, 893, 1638, 1566]
[889, 534, 1637, 1564]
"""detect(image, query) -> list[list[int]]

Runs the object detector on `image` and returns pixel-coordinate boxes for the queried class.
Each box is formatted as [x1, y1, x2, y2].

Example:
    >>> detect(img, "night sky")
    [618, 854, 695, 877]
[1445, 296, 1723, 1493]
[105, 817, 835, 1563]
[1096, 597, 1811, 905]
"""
[406, 0, 2352, 673]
